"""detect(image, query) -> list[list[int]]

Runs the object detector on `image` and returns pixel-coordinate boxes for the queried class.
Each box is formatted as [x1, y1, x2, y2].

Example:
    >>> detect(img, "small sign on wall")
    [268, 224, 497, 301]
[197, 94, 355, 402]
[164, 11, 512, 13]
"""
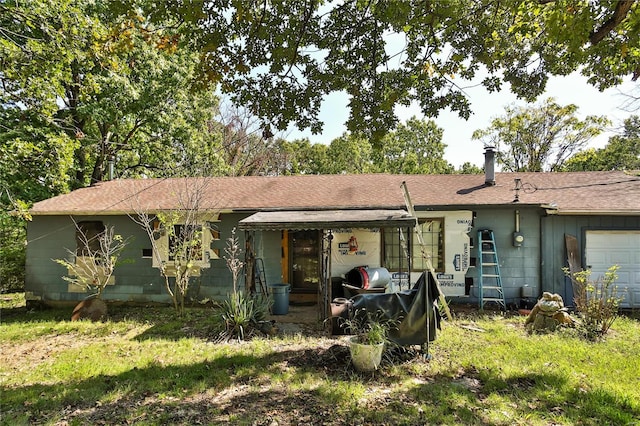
[331, 228, 381, 277]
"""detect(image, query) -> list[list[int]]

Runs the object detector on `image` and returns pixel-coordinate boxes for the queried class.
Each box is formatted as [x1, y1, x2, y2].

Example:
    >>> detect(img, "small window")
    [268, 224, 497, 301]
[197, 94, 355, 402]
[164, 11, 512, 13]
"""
[168, 224, 203, 261]
[75, 221, 105, 257]
[142, 248, 153, 258]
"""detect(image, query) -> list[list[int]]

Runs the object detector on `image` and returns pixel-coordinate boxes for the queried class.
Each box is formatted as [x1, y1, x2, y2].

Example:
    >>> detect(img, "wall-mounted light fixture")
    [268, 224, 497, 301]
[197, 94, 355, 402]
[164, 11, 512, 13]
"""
[513, 178, 522, 203]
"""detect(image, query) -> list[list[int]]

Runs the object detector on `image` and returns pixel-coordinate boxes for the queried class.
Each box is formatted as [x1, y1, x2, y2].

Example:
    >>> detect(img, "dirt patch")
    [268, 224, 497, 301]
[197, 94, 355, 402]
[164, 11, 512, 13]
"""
[1, 333, 103, 381]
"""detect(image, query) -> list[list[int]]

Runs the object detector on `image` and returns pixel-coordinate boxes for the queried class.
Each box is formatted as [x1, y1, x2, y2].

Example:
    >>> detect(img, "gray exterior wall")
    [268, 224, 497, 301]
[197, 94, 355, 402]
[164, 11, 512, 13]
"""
[26, 213, 254, 305]
[28, 209, 639, 308]
[248, 230, 285, 286]
[465, 206, 543, 306]
[541, 214, 640, 306]
[26, 215, 83, 303]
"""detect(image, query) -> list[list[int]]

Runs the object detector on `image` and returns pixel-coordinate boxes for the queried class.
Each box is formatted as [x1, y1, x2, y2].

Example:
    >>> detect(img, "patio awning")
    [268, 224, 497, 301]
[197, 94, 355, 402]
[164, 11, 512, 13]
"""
[237, 209, 416, 231]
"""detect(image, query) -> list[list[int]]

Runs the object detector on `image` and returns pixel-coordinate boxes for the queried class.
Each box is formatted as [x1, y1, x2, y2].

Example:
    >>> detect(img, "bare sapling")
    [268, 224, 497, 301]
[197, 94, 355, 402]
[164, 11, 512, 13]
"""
[54, 219, 130, 299]
[130, 178, 216, 316]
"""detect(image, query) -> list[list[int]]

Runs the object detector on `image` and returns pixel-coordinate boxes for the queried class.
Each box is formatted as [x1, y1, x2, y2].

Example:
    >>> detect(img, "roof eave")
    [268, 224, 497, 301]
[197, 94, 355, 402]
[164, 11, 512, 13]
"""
[554, 209, 640, 216]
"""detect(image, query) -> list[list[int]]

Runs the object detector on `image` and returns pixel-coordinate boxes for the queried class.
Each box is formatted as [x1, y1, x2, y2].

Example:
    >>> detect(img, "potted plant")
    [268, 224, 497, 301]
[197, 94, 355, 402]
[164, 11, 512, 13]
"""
[342, 309, 394, 372]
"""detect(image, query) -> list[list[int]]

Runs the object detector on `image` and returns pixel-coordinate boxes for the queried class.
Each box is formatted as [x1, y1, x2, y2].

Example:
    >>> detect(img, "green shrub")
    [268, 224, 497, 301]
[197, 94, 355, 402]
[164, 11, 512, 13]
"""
[341, 308, 398, 345]
[564, 265, 622, 340]
[0, 211, 26, 293]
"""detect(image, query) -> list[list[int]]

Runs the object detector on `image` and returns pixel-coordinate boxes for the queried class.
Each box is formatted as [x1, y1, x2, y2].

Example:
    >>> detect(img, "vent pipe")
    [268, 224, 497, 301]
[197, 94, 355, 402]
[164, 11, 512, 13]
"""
[484, 146, 496, 186]
[107, 155, 115, 181]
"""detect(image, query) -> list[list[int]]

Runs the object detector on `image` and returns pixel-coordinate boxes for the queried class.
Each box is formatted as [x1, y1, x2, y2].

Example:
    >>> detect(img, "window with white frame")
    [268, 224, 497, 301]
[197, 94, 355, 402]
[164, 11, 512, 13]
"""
[151, 220, 218, 271]
[169, 224, 203, 261]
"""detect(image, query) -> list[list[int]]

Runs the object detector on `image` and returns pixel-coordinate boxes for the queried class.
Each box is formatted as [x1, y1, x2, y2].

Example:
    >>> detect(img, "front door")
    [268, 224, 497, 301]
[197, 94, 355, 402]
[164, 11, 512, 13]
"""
[289, 230, 320, 294]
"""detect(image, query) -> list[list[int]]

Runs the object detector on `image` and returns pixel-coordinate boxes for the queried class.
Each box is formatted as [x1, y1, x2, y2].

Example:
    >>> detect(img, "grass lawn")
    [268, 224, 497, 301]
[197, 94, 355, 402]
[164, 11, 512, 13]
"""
[1, 293, 639, 425]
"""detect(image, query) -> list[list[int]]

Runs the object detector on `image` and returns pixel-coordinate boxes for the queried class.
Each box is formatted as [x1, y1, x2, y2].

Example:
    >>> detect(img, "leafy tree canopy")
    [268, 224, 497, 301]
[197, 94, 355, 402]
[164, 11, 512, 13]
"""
[457, 162, 484, 175]
[266, 117, 453, 175]
[472, 98, 609, 172]
[1, 0, 223, 193]
[373, 117, 453, 174]
[563, 115, 640, 171]
[140, 0, 640, 140]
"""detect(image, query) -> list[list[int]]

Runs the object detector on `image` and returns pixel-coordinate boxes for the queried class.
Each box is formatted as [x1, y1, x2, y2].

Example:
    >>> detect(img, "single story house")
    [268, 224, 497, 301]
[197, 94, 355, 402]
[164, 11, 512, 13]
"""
[26, 150, 640, 314]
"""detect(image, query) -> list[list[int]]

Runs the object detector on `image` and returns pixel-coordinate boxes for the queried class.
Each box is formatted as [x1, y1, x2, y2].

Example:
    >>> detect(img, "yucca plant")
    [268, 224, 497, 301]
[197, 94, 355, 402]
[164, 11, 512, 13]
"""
[220, 292, 272, 341]
[221, 292, 252, 341]
[220, 227, 273, 341]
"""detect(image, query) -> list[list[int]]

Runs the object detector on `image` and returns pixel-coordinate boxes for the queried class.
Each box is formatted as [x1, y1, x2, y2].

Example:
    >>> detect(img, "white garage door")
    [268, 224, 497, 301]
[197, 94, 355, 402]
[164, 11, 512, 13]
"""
[585, 230, 640, 308]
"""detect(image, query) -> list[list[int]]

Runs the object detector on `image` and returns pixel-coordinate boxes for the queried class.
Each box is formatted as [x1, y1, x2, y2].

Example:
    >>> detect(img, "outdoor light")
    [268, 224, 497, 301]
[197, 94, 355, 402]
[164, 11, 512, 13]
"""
[513, 178, 522, 203]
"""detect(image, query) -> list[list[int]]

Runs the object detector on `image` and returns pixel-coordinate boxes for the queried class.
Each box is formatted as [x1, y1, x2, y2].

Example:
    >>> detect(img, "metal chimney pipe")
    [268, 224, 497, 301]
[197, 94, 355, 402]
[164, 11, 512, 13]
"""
[107, 155, 115, 181]
[484, 146, 496, 186]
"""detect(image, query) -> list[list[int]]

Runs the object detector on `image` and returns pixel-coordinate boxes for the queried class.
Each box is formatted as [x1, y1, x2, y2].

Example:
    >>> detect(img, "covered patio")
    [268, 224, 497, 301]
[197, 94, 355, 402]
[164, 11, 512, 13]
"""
[238, 209, 417, 321]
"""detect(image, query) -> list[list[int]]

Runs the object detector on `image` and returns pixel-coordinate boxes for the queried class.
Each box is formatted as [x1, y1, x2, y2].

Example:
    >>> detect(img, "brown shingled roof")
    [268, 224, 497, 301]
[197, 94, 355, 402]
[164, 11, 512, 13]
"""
[30, 171, 640, 216]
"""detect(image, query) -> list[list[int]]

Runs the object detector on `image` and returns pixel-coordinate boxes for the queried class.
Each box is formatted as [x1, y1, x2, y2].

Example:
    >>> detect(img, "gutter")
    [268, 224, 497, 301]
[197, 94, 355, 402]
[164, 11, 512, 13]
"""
[557, 211, 640, 216]
[543, 208, 640, 216]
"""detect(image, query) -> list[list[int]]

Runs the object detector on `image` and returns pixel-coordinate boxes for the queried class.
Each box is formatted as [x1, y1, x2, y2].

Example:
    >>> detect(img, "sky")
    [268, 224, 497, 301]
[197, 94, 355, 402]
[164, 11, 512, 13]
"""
[286, 74, 638, 169]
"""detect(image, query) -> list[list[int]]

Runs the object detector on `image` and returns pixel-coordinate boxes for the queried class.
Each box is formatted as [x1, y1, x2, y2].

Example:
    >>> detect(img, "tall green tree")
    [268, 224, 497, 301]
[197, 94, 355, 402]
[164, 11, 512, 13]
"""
[1, 0, 221, 190]
[269, 118, 454, 175]
[1, 0, 223, 290]
[141, 1, 640, 140]
[372, 117, 453, 174]
[457, 162, 484, 175]
[325, 134, 375, 174]
[268, 139, 329, 175]
[1, 0, 93, 196]
[563, 115, 640, 171]
[0, 191, 30, 292]
[472, 98, 609, 172]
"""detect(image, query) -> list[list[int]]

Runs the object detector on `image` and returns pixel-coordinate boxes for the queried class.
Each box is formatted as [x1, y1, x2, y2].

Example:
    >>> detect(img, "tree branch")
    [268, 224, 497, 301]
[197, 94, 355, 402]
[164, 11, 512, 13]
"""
[590, 0, 635, 45]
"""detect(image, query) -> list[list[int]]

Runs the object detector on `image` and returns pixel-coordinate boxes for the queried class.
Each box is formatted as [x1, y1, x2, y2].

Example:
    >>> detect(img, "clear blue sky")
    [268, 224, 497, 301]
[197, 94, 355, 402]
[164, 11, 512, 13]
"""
[286, 74, 637, 168]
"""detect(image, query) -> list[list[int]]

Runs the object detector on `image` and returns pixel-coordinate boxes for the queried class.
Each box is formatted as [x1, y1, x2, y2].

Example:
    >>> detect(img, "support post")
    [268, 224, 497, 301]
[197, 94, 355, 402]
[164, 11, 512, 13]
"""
[401, 181, 453, 321]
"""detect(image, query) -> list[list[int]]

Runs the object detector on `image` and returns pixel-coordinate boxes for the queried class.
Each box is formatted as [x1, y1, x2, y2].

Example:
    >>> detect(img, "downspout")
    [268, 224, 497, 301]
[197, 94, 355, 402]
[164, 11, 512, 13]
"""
[539, 213, 546, 301]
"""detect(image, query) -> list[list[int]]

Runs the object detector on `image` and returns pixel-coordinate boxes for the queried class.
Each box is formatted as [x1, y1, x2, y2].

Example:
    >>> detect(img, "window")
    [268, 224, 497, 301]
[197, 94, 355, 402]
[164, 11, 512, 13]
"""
[151, 220, 217, 272]
[382, 227, 410, 272]
[168, 224, 203, 261]
[68, 220, 115, 293]
[412, 219, 444, 272]
[75, 221, 105, 257]
[383, 219, 444, 273]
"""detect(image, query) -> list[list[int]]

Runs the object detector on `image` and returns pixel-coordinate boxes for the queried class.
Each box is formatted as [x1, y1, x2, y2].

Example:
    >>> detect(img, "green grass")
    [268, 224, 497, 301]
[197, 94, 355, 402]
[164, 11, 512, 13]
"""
[1, 294, 639, 425]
